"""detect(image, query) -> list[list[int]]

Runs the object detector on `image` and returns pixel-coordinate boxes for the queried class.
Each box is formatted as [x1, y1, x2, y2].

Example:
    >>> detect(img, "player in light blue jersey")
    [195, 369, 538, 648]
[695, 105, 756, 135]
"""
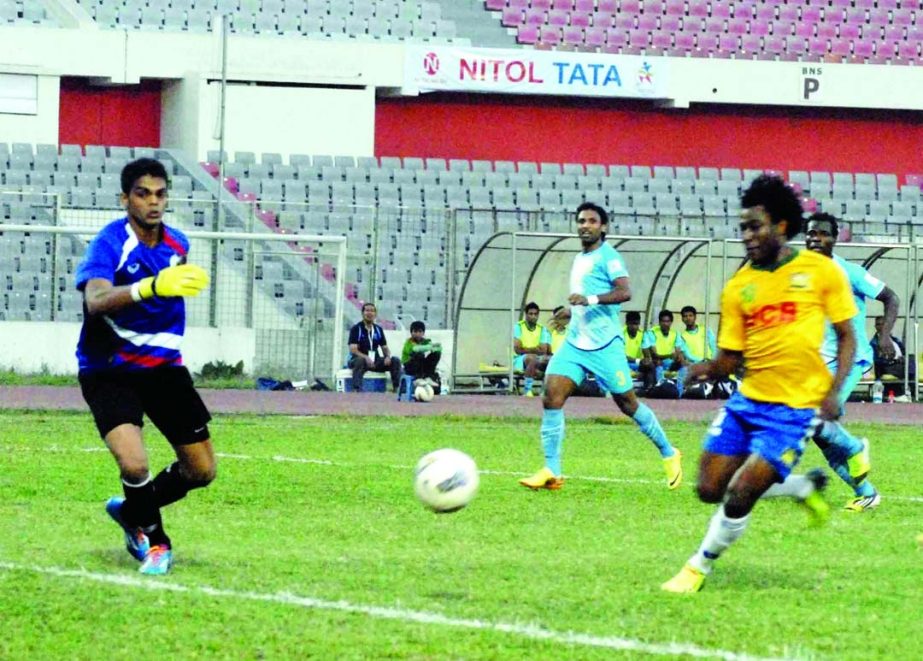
[519, 202, 682, 491]
[804, 212, 899, 511]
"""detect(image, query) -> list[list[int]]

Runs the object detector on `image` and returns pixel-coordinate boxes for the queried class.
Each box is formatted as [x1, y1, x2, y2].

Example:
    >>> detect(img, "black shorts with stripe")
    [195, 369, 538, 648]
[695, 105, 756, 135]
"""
[79, 366, 212, 446]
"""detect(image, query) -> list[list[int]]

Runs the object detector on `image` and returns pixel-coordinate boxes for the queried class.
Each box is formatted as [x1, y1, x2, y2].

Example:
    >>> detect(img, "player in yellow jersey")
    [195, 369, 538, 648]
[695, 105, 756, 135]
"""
[662, 175, 858, 593]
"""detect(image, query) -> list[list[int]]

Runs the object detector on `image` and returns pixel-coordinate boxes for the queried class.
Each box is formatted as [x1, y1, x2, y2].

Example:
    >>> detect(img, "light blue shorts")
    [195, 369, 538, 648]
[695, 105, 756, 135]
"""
[824, 357, 872, 409]
[546, 337, 633, 395]
[513, 354, 525, 372]
[703, 392, 820, 480]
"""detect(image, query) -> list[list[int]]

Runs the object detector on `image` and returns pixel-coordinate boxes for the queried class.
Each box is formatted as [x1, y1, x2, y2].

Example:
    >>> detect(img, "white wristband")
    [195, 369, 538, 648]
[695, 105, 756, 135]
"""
[587, 295, 599, 306]
[130, 282, 143, 302]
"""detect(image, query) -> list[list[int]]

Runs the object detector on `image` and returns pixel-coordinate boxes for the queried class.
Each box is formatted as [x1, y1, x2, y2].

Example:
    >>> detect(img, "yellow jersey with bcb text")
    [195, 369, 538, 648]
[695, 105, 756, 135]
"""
[718, 248, 857, 409]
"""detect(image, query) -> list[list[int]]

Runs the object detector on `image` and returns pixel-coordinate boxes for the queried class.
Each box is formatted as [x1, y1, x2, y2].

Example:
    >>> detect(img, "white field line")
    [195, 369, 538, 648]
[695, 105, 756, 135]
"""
[254, 454, 923, 501]
[0, 561, 798, 661]
[7, 445, 920, 503]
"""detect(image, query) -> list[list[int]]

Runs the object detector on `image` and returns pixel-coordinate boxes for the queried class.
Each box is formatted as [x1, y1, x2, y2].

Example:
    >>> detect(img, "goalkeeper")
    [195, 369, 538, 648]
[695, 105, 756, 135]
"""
[75, 158, 216, 577]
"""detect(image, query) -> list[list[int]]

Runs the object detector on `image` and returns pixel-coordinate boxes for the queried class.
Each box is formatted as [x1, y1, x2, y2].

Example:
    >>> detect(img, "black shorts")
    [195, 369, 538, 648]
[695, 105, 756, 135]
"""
[79, 366, 212, 446]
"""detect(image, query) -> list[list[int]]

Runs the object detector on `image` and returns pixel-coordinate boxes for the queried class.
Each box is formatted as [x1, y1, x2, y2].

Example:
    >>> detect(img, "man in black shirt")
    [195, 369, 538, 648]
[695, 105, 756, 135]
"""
[347, 302, 402, 392]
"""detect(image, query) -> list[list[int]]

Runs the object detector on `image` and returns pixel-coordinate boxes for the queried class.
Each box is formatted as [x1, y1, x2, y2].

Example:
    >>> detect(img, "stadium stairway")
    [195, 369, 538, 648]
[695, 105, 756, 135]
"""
[434, 0, 519, 48]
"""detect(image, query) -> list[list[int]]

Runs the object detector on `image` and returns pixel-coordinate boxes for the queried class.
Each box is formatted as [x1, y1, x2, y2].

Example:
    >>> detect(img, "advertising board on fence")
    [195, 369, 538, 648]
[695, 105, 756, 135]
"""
[404, 46, 669, 99]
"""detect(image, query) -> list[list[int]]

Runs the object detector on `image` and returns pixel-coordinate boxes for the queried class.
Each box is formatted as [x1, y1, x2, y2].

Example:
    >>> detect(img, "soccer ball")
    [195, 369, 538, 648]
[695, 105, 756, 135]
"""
[414, 381, 435, 402]
[414, 448, 479, 513]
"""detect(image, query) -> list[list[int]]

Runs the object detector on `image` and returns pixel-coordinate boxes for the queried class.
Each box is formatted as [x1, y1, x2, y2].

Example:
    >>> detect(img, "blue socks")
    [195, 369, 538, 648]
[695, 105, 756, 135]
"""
[540, 404, 673, 476]
[633, 402, 675, 458]
[675, 366, 688, 395]
[816, 421, 877, 497]
[541, 408, 565, 476]
[523, 376, 534, 394]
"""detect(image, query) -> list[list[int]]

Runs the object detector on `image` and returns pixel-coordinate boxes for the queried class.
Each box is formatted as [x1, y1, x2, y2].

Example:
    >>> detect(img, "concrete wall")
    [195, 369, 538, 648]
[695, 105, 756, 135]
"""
[0, 322, 255, 375]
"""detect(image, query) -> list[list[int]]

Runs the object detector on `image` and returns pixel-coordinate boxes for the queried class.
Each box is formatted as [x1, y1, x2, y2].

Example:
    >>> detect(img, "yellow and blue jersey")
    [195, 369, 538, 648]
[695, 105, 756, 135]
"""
[719, 248, 857, 409]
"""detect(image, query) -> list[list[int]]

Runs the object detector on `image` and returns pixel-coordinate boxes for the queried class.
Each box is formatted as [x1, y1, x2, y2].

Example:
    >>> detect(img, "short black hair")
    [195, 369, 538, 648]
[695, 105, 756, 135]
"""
[658, 309, 673, 321]
[551, 305, 564, 315]
[362, 302, 376, 313]
[807, 211, 840, 239]
[626, 311, 641, 323]
[576, 201, 609, 227]
[525, 301, 540, 313]
[121, 158, 169, 195]
[680, 305, 697, 316]
[410, 320, 425, 333]
[740, 174, 803, 239]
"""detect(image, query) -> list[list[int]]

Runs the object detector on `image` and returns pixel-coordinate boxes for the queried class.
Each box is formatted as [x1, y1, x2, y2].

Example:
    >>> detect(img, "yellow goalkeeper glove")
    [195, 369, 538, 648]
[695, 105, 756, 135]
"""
[131, 264, 210, 301]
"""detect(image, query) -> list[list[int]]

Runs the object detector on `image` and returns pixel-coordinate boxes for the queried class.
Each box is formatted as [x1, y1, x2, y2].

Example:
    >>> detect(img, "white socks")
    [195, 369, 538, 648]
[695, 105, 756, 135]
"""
[762, 474, 814, 500]
[688, 506, 751, 574]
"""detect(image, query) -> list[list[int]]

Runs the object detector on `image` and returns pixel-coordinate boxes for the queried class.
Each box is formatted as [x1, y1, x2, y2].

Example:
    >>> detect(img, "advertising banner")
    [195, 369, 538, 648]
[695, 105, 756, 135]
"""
[404, 45, 669, 99]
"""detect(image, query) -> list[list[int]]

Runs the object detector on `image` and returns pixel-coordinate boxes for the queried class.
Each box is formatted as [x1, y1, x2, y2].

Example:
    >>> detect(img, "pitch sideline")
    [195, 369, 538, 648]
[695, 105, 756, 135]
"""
[0, 561, 798, 661]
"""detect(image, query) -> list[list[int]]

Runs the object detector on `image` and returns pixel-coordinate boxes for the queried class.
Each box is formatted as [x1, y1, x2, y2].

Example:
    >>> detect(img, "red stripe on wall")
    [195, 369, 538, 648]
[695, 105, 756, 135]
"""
[59, 77, 162, 148]
[375, 94, 923, 179]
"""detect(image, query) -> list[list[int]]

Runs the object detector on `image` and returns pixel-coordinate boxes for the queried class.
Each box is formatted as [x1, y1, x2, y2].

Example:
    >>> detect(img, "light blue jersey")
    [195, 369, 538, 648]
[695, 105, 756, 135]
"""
[565, 242, 628, 350]
[820, 254, 883, 365]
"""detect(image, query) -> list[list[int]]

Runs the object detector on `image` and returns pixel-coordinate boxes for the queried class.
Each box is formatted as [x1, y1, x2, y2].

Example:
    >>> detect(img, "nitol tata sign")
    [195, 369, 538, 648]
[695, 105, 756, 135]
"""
[405, 46, 669, 99]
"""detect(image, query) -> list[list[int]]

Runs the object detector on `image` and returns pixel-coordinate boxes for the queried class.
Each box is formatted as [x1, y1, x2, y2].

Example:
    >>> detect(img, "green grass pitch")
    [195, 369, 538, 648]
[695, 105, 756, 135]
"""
[1, 411, 920, 660]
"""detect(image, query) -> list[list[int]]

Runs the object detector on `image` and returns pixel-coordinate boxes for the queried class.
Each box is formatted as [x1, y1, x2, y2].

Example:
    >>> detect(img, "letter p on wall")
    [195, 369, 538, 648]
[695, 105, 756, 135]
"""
[803, 77, 820, 100]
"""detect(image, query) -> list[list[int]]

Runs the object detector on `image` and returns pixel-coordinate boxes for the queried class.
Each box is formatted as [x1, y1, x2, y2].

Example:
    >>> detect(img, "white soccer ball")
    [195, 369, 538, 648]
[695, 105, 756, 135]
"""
[414, 448, 479, 513]
[414, 382, 435, 402]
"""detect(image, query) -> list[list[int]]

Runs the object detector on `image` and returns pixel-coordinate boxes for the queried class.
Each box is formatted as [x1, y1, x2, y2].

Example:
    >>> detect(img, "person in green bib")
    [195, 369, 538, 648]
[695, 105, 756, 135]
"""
[641, 309, 688, 392]
[679, 306, 717, 364]
[513, 301, 552, 397]
[547, 305, 569, 356]
[623, 310, 645, 377]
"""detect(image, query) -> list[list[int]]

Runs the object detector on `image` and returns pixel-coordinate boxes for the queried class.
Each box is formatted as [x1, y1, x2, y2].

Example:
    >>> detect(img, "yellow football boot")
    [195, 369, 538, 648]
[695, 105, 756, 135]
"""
[518, 467, 564, 490]
[798, 468, 831, 526]
[844, 493, 881, 512]
[663, 450, 683, 490]
[661, 564, 706, 594]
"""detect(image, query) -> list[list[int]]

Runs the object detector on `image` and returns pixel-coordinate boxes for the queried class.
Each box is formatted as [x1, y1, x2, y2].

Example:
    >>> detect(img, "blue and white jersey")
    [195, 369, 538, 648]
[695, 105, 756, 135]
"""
[75, 218, 190, 372]
[566, 242, 628, 350]
[820, 253, 882, 365]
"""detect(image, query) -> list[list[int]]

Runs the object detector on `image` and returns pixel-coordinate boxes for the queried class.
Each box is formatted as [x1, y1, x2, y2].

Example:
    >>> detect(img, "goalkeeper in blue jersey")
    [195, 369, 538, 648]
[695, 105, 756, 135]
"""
[804, 212, 899, 511]
[76, 158, 214, 576]
[518, 202, 682, 492]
